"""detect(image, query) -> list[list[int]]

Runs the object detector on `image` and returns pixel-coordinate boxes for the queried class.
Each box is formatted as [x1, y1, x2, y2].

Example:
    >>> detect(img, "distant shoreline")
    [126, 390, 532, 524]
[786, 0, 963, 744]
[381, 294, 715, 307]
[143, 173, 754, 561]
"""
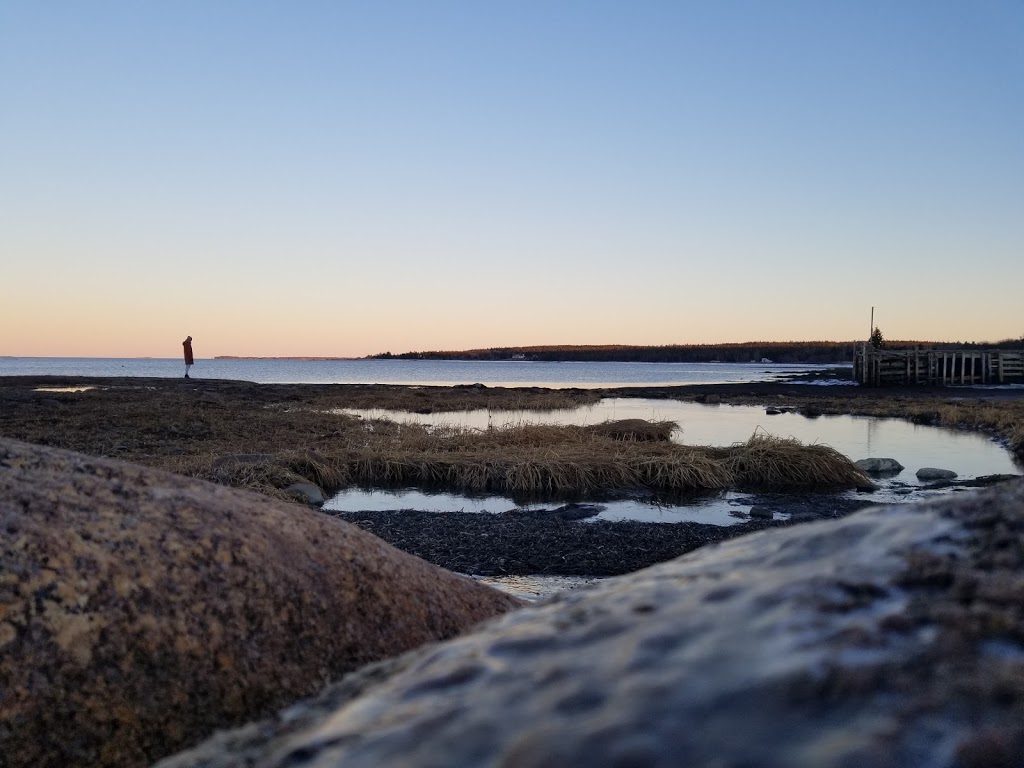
[213, 356, 361, 361]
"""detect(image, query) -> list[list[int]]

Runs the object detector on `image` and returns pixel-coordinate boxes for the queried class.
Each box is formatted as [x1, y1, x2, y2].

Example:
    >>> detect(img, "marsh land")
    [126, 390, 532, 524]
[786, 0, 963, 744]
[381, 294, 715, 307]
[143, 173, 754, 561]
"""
[2, 376, 1022, 576]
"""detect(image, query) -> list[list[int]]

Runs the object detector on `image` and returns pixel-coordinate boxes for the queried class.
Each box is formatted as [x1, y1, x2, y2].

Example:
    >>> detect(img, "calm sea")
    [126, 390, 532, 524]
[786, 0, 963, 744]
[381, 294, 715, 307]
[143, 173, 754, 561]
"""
[0, 357, 841, 388]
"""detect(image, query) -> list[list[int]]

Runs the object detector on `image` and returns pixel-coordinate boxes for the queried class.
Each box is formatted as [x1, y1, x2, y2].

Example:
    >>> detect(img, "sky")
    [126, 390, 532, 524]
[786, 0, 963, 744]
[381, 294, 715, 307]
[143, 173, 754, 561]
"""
[1, 1, 1022, 358]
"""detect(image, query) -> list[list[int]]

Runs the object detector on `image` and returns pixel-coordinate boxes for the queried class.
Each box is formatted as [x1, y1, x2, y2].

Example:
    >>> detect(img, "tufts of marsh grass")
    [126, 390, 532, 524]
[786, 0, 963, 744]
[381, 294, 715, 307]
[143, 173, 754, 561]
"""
[315, 385, 601, 414]
[343, 422, 866, 497]
[350, 447, 660, 497]
[280, 449, 350, 489]
[632, 448, 734, 491]
[712, 434, 872, 488]
[1010, 426, 1024, 456]
[0, 380, 890, 501]
[585, 419, 677, 442]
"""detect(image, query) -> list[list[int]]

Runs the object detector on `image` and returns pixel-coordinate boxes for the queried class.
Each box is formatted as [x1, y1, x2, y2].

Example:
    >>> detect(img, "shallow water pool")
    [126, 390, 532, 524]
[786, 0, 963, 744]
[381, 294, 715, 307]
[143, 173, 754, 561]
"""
[326, 399, 1021, 523]
[326, 487, 762, 525]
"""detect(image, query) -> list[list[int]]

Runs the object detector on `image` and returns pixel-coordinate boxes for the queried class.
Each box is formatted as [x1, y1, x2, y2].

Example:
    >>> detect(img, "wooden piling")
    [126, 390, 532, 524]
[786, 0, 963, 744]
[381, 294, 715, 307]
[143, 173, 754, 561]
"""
[855, 347, 1024, 387]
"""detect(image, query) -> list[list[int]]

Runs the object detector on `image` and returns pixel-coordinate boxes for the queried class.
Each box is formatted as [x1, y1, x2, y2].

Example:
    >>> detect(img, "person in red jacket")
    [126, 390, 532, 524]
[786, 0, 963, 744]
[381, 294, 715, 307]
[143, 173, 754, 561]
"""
[183, 336, 194, 378]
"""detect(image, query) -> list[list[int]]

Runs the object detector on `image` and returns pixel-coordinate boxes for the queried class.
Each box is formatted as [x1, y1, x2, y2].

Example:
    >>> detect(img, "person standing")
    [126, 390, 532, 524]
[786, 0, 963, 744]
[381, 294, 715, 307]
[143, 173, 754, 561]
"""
[183, 336, 194, 378]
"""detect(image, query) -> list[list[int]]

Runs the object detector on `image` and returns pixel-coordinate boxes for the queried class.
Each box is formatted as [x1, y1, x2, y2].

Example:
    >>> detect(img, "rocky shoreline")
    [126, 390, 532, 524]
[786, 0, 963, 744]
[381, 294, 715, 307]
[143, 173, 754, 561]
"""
[3, 378, 1024, 766]
[159, 480, 1024, 768]
[328, 492, 881, 577]
[329, 473, 1020, 581]
[2, 375, 1021, 581]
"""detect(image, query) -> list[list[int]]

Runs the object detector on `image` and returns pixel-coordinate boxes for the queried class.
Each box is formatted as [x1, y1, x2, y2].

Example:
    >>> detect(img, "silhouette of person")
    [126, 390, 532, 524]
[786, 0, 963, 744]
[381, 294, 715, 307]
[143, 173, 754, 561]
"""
[183, 336, 194, 378]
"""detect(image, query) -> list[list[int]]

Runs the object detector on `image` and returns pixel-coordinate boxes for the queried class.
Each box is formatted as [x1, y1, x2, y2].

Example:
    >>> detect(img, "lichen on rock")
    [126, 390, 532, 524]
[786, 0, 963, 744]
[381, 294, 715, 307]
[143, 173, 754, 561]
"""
[158, 481, 1024, 768]
[0, 438, 522, 768]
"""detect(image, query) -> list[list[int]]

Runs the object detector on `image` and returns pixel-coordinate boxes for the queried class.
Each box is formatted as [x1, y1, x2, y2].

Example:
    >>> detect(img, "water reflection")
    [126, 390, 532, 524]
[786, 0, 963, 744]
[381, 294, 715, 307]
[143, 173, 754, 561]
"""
[337, 398, 1021, 483]
[325, 487, 760, 525]
[326, 398, 1021, 524]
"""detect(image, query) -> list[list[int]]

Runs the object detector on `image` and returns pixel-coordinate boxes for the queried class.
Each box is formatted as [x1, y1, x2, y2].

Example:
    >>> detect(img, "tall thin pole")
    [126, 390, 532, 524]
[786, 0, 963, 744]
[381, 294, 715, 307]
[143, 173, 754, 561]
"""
[869, 306, 874, 341]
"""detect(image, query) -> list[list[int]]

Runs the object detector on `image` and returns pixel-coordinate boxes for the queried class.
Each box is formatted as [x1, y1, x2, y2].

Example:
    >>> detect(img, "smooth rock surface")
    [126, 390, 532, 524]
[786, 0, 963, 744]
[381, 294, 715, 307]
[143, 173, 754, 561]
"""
[854, 457, 905, 474]
[916, 467, 958, 481]
[0, 438, 522, 768]
[285, 481, 326, 506]
[158, 481, 1024, 768]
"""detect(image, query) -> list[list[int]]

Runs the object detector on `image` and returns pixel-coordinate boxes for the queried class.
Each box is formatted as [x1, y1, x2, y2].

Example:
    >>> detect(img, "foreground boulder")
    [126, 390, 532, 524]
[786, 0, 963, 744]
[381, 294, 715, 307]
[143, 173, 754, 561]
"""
[0, 438, 522, 768]
[160, 481, 1024, 768]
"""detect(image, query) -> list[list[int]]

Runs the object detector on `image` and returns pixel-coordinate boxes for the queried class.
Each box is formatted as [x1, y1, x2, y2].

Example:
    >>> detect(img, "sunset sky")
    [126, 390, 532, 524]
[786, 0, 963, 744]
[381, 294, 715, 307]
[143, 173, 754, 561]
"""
[2, 2, 1022, 358]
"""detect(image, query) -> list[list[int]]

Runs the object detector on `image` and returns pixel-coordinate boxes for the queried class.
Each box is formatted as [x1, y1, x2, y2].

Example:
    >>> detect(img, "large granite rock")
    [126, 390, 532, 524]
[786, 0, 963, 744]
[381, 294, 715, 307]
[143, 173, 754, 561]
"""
[159, 481, 1024, 768]
[0, 438, 522, 768]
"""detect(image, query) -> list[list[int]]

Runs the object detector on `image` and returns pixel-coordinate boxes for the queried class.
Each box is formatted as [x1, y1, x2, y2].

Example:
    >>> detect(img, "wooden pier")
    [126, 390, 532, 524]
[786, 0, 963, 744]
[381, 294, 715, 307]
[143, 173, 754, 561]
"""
[854, 346, 1024, 387]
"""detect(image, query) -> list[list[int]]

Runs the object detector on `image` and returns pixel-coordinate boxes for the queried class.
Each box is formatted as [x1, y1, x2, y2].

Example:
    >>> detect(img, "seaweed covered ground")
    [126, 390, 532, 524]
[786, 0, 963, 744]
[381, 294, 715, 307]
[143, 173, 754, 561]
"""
[328, 493, 879, 577]
[0, 376, 871, 502]
[2, 375, 1022, 578]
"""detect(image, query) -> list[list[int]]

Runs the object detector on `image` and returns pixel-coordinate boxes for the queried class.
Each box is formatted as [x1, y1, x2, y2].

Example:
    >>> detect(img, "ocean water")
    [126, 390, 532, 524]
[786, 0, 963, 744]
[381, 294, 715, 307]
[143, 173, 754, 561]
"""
[0, 357, 839, 388]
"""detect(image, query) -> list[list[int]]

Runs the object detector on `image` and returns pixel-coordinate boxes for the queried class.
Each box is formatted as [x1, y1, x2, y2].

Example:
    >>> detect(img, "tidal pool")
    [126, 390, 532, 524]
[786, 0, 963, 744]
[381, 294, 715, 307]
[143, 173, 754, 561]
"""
[326, 487, 762, 525]
[472, 575, 602, 602]
[325, 398, 1021, 523]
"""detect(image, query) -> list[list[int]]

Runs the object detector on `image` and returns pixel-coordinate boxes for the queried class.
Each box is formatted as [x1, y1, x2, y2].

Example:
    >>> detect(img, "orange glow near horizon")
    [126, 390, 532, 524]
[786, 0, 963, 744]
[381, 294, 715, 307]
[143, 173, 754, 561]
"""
[3, 297, 1021, 361]
[3, 263, 1022, 359]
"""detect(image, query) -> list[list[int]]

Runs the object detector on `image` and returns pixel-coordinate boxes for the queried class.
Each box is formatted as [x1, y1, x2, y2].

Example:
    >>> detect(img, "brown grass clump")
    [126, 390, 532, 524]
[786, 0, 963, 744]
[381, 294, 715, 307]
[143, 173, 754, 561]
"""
[1010, 425, 1024, 456]
[308, 383, 601, 413]
[0, 378, 878, 501]
[711, 434, 872, 488]
[342, 421, 863, 497]
[164, 451, 350, 502]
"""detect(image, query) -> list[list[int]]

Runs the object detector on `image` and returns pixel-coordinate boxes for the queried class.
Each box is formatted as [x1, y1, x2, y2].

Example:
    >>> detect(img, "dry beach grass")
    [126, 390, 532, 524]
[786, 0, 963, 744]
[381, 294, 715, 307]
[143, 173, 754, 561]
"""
[3, 375, 1023, 579]
[0, 377, 870, 502]
[339, 426, 868, 497]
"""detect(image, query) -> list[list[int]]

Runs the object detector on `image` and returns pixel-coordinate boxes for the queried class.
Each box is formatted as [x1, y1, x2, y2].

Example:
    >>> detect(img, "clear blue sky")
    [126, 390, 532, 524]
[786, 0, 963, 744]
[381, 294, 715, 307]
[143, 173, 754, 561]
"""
[2, 1, 1021, 356]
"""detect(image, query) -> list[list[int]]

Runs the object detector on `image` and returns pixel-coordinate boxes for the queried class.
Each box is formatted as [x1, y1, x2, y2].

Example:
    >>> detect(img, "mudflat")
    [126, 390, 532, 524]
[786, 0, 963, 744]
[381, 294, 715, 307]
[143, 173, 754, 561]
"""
[2, 376, 1021, 576]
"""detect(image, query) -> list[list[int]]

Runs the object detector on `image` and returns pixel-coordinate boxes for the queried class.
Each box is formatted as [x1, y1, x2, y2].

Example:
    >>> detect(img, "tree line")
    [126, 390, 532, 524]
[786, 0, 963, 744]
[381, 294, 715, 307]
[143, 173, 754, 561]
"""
[370, 337, 1024, 364]
[372, 342, 855, 363]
